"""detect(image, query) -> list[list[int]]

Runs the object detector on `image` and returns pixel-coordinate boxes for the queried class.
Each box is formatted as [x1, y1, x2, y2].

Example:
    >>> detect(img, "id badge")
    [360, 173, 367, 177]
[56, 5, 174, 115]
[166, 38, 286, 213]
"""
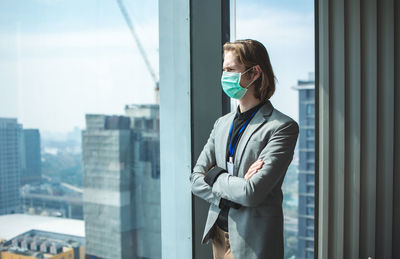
[227, 157, 235, 176]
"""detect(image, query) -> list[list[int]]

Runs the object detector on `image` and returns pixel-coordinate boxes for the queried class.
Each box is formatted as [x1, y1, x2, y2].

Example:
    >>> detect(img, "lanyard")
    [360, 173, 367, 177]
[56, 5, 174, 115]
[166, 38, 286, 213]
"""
[228, 110, 257, 159]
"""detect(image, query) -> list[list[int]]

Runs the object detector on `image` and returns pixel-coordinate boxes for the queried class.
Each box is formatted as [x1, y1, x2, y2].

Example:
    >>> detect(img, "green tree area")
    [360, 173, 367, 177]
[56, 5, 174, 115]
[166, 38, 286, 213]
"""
[41, 152, 82, 187]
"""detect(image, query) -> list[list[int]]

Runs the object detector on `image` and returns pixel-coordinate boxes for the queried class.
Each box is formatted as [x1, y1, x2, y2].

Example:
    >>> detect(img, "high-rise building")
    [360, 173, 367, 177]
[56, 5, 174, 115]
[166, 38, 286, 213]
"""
[82, 104, 160, 259]
[21, 129, 42, 185]
[82, 114, 133, 259]
[125, 104, 160, 258]
[0, 118, 22, 215]
[125, 104, 160, 179]
[295, 73, 315, 259]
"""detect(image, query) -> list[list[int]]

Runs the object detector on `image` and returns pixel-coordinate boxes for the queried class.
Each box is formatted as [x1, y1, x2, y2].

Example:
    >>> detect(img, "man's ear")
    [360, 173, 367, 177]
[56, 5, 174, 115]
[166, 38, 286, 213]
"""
[253, 65, 262, 81]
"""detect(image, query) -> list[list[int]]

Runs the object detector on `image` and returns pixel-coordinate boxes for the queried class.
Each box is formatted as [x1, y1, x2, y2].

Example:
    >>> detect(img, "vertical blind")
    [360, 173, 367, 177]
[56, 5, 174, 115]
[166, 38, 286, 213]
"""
[317, 0, 399, 258]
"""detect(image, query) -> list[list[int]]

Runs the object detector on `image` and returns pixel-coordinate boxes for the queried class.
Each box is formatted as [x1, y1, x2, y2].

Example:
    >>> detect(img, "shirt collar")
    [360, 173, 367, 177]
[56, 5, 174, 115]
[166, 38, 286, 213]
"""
[236, 102, 265, 120]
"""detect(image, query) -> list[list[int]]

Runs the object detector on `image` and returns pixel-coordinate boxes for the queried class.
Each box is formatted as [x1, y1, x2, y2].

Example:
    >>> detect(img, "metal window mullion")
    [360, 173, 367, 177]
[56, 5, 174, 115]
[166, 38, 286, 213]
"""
[190, 1, 229, 258]
[317, 0, 331, 257]
[159, 1, 192, 258]
[329, 0, 346, 258]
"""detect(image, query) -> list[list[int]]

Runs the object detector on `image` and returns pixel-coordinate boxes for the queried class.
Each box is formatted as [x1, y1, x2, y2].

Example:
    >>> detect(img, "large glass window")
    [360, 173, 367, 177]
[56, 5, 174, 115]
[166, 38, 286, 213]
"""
[234, 1, 315, 258]
[0, 1, 160, 258]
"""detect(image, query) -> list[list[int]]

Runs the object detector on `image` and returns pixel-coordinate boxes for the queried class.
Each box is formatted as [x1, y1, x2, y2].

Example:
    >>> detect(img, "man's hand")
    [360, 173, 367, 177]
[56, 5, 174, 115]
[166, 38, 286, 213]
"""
[205, 166, 215, 174]
[244, 159, 264, 180]
[219, 198, 242, 210]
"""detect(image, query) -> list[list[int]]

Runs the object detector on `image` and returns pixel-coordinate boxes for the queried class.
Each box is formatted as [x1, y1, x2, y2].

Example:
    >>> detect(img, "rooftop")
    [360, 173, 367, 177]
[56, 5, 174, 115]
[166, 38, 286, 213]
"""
[0, 214, 84, 240]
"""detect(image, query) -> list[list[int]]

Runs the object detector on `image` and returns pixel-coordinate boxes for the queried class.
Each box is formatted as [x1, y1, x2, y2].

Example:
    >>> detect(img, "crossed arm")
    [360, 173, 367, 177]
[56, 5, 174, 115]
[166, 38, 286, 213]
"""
[190, 119, 299, 208]
[189, 119, 221, 207]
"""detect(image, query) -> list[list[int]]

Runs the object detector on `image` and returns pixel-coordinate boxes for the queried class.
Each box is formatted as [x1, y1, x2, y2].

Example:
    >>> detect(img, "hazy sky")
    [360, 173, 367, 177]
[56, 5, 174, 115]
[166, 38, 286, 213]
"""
[236, 0, 314, 118]
[0, 0, 314, 133]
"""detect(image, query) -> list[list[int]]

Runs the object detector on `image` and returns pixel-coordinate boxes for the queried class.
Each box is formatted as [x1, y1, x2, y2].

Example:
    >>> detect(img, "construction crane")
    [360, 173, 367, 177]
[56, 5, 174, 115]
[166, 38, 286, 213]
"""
[116, 0, 160, 103]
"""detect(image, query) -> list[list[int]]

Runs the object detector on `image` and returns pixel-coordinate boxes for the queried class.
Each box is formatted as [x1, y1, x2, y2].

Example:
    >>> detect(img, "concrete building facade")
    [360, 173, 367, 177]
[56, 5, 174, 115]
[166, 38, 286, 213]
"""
[82, 105, 160, 259]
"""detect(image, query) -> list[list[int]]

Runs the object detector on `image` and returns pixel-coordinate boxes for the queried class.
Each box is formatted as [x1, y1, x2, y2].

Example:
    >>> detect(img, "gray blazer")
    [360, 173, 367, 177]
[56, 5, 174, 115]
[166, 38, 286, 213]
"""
[190, 101, 299, 259]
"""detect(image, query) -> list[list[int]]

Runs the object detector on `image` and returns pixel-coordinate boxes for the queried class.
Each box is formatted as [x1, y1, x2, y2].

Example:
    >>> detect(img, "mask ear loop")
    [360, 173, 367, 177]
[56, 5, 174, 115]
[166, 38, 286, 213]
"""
[242, 67, 259, 89]
[241, 66, 254, 76]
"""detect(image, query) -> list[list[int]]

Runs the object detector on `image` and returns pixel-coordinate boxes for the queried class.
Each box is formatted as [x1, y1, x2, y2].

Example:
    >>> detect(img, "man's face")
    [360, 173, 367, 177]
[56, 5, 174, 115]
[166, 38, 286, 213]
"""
[223, 51, 254, 89]
[223, 51, 246, 73]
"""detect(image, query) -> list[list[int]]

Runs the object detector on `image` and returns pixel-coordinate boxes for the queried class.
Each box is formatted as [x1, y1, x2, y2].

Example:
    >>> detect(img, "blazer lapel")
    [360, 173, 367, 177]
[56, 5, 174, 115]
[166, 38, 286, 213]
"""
[216, 112, 235, 168]
[234, 101, 274, 175]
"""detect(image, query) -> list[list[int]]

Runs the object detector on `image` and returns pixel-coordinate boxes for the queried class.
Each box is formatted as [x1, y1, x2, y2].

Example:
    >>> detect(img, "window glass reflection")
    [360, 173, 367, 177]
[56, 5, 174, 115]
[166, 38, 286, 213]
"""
[0, 1, 160, 258]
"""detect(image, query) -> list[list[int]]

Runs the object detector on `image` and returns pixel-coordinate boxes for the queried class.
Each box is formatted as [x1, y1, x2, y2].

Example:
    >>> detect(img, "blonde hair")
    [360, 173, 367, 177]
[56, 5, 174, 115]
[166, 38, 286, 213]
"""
[223, 39, 276, 100]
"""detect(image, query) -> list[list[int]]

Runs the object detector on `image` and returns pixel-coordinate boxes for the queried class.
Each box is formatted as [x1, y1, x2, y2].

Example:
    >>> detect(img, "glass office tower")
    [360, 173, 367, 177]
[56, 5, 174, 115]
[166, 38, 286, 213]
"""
[21, 129, 42, 185]
[295, 73, 315, 259]
[0, 118, 22, 215]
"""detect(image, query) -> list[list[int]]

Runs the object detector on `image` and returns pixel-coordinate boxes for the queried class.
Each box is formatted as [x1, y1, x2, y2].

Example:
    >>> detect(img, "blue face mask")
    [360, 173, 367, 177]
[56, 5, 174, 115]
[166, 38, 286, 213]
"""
[221, 67, 254, 99]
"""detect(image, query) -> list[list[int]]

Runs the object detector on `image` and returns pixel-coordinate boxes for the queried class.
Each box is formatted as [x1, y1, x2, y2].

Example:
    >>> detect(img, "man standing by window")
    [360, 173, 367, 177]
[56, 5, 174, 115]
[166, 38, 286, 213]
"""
[190, 39, 299, 259]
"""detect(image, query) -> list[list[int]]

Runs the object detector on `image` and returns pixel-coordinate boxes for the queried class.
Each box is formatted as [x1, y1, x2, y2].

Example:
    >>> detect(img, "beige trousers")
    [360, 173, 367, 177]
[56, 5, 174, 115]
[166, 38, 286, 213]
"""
[212, 225, 234, 259]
